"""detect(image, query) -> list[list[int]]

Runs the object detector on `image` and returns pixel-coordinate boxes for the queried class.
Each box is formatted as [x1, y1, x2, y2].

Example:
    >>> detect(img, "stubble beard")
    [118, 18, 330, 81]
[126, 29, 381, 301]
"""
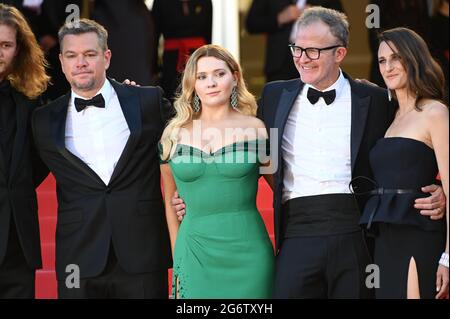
[72, 77, 96, 92]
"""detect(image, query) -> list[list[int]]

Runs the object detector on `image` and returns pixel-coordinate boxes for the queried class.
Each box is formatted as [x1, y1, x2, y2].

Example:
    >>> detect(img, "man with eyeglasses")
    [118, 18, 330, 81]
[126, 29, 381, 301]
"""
[257, 6, 446, 298]
[246, 0, 344, 82]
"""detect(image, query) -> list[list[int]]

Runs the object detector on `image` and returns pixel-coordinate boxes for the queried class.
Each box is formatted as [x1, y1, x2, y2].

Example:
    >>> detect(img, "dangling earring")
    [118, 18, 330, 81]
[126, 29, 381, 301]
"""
[193, 93, 201, 113]
[231, 86, 238, 110]
[387, 89, 392, 102]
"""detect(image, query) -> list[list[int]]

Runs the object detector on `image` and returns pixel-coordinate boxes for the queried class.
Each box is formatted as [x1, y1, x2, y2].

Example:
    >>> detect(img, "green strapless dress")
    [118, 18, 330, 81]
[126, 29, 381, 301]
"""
[162, 140, 274, 299]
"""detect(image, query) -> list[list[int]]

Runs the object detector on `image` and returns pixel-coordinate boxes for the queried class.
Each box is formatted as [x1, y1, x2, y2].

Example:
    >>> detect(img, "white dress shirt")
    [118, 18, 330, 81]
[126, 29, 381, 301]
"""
[282, 70, 353, 203]
[65, 80, 130, 185]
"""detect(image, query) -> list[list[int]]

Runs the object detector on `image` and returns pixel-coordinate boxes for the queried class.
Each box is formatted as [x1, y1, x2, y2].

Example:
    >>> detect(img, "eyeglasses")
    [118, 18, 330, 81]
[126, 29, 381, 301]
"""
[288, 44, 343, 60]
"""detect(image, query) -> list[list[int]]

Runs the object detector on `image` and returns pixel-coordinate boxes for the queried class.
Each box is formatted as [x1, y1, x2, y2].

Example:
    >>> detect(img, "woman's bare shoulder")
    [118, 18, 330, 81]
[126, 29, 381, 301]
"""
[422, 100, 448, 119]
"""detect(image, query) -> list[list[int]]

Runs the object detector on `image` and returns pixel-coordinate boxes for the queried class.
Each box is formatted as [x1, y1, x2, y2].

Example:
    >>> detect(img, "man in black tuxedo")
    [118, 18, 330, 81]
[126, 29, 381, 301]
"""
[32, 19, 172, 299]
[0, 3, 49, 298]
[246, 0, 344, 82]
[257, 7, 446, 298]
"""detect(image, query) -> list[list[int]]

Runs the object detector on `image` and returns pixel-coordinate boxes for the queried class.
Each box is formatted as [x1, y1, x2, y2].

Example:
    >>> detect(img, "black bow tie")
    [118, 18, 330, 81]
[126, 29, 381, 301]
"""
[74, 94, 105, 112]
[307, 88, 336, 105]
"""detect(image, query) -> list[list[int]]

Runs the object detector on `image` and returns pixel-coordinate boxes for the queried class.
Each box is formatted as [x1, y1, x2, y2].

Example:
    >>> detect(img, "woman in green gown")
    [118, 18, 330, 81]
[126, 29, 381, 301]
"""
[160, 45, 274, 299]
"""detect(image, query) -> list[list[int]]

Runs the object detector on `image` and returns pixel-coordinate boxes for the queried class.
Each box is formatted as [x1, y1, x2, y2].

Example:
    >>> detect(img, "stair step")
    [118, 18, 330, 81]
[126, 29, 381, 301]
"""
[40, 242, 55, 270]
[35, 270, 57, 299]
[38, 216, 56, 244]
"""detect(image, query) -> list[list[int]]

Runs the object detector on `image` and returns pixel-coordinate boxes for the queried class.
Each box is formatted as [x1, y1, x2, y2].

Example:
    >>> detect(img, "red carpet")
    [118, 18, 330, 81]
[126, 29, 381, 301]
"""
[35, 175, 57, 299]
[35, 175, 274, 299]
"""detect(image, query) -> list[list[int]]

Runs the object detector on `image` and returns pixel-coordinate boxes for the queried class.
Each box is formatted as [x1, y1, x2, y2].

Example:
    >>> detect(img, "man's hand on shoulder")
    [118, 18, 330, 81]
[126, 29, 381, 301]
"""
[123, 79, 140, 87]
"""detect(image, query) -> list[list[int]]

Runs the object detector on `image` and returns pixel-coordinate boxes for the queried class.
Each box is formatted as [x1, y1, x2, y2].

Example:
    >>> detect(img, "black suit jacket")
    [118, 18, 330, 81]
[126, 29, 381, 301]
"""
[246, 0, 344, 81]
[32, 80, 172, 280]
[258, 74, 395, 252]
[0, 88, 48, 269]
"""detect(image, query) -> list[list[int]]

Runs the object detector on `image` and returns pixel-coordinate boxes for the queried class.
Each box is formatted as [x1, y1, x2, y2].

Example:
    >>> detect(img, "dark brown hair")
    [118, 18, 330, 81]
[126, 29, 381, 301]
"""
[378, 27, 446, 110]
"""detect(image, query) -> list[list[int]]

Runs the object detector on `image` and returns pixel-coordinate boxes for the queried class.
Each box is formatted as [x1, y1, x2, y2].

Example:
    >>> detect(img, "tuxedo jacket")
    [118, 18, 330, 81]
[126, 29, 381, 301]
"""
[257, 74, 396, 252]
[246, 0, 344, 81]
[0, 88, 48, 269]
[32, 80, 173, 280]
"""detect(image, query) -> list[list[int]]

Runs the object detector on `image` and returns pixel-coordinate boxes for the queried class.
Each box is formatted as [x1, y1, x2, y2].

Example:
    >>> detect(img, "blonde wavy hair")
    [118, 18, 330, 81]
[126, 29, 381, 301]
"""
[0, 4, 50, 99]
[160, 44, 258, 161]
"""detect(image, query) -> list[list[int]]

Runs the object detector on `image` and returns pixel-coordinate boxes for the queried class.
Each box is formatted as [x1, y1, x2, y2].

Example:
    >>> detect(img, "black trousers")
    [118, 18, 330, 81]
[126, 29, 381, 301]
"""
[0, 220, 35, 299]
[57, 245, 168, 299]
[274, 232, 373, 299]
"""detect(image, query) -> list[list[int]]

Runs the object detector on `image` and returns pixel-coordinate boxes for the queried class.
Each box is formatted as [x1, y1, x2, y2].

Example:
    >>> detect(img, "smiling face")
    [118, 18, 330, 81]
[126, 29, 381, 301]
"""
[194, 56, 237, 109]
[293, 20, 347, 90]
[0, 24, 18, 82]
[59, 32, 111, 97]
[378, 41, 408, 92]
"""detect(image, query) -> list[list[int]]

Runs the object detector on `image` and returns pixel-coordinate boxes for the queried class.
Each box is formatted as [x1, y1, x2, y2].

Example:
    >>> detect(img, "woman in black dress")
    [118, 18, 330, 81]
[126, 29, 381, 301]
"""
[359, 28, 448, 299]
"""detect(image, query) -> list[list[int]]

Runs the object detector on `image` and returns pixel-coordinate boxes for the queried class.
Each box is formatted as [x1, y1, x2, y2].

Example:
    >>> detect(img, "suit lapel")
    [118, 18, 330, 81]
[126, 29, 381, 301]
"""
[108, 80, 142, 184]
[348, 78, 371, 173]
[274, 80, 303, 148]
[51, 92, 106, 185]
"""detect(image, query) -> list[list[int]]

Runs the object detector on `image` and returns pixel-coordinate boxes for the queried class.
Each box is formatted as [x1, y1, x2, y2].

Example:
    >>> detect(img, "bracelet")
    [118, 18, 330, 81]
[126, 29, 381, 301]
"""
[439, 252, 449, 268]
